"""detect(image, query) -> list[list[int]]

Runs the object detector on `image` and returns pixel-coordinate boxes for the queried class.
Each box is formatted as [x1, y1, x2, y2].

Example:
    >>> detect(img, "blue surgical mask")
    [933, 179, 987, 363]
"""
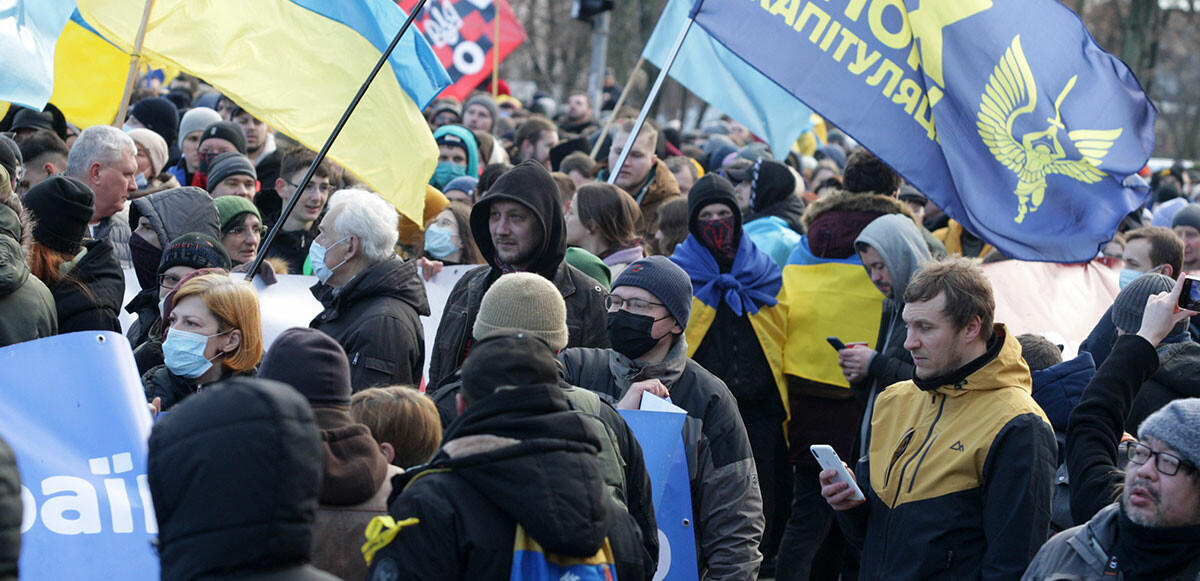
[430, 161, 467, 190]
[1118, 267, 1140, 289]
[308, 236, 350, 284]
[163, 328, 231, 379]
[136, 173, 149, 189]
[1119, 264, 1164, 289]
[424, 225, 458, 260]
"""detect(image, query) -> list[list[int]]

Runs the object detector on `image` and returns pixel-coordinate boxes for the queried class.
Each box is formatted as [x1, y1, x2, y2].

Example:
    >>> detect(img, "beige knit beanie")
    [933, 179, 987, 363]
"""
[473, 272, 568, 351]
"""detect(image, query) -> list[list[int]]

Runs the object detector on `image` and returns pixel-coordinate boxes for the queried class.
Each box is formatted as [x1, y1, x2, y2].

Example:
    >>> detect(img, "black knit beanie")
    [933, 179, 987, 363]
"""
[461, 330, 558, 403]
[198, 121, 247, 155]
[687, 173, 742, 235]
[259, 327, 352, 406]
[157, 233, 232, 275]
[24, 175, 95, 254]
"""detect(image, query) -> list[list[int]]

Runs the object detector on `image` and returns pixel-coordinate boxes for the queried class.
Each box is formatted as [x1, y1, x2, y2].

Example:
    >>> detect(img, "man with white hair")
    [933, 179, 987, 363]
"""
[308, 189, 430, 391]
[66, 125, 138, 266]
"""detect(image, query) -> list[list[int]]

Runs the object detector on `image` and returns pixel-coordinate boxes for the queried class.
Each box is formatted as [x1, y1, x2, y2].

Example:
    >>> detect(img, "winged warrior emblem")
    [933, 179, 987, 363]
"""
[976, 36, 1123, 223]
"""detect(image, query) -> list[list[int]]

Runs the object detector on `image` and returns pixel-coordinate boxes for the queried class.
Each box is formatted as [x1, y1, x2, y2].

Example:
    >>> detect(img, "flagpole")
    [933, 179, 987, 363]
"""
[113, 0, 156, 127]
[491, 1, 501, 97]
[245, 0, 431, 282]
[607, 18, 692, 184]
[589, 56, 643, 160]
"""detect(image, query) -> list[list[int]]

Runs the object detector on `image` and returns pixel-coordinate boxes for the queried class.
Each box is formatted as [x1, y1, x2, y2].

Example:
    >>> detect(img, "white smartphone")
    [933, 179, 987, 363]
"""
[810, 444, 865, 502]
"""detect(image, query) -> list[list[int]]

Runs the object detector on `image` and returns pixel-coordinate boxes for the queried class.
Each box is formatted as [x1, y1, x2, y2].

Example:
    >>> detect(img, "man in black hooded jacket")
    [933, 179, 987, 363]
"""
[427, 160, 609, 388]
[148, 377, 339, 580]
[367, 331, 651, 580]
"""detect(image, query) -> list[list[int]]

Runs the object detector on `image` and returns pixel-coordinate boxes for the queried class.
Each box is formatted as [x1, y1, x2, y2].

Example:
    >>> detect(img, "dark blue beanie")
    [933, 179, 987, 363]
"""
[131, 97, 180, 145]
[611, 256, 693, 330]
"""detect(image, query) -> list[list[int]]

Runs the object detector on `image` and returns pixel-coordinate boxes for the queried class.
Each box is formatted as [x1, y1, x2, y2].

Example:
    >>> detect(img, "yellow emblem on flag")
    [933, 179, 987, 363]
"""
[976, 35, 1123, 224]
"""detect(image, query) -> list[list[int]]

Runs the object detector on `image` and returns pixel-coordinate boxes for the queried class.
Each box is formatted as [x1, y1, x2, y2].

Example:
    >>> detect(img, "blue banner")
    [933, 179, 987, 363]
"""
[0, 0, 77, 110]
[644, 0, 812, 159]
[690, 0, 1155, 262]
[619, 409, 698, 581]
[0, 332, 158, 579]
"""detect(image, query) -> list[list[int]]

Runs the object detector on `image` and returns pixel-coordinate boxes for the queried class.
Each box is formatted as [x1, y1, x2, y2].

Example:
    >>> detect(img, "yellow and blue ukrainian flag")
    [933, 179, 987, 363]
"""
[0, 0, 77, 111]
[77, 0, 451, 224]
[690, 0, 1156, 262]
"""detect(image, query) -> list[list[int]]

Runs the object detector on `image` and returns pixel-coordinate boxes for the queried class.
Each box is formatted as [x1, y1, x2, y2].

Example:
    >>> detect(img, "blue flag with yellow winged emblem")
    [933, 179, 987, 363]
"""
[689, 0, 1155, 262]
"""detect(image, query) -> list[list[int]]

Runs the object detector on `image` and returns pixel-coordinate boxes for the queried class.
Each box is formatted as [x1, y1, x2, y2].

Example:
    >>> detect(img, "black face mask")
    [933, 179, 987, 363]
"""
[607, 309, 671, 360]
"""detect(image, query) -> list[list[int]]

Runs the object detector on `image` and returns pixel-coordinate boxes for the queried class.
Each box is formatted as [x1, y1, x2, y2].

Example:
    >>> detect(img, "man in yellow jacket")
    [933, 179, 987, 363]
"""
[821, 258, 1055, 579]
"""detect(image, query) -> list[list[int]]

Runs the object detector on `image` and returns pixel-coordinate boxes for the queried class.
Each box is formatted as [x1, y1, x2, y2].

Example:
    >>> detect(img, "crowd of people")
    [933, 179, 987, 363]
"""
[1, 70, 1200, 581]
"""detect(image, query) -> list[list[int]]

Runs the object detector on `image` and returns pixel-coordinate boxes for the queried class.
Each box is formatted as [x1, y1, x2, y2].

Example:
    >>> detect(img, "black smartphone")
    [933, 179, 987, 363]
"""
[1180, 276, 1200, 312]
[826, 336, 846, 351]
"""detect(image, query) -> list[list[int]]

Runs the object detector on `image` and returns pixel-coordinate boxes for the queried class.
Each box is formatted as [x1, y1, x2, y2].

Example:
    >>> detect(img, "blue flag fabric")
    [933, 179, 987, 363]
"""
[0, 0, 77, 110]
[670, 234, 782, 316]
[690, 0, 1155, 262]
[0, 332, 158, 579]
[644, 0, 812, 158]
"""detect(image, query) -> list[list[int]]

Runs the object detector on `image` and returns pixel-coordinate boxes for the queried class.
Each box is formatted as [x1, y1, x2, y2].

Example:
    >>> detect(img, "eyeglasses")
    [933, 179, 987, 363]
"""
[604, 295, 665, 314]
[285, 180, 333, 195]
[226, 225, 265, 239]
[1127, 441, 1195, 476]
[157, 273, 183, 291]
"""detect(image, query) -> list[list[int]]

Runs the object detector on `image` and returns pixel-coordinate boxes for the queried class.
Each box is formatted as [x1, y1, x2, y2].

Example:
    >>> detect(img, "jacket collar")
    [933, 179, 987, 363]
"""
[913, 324, 1031, 396]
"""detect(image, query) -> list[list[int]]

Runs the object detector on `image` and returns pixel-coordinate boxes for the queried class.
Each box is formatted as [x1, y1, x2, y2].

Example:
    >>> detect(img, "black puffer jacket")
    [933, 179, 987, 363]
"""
[52, 238, 124, 333]
[310, 256, 429, 391]
[1126, 340, 1200, 432]
[142, 364, 251, 412]
[0, 436, 19, 581]
[148, 377, 339, 581]
[428, 161, 609, 387]
[368, 384, 651, 580]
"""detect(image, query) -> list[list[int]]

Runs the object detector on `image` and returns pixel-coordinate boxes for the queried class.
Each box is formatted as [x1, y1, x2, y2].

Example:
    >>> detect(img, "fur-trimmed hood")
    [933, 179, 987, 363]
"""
[800, 189, 913, 230]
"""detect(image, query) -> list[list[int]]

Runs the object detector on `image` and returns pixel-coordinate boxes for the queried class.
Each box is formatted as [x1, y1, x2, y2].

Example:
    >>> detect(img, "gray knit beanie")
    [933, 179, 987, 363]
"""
[1137, 398, 1200, 470]
[473, 272, 569, 351]
[1111, 273, 1189, 336]
[206, 152, 257, 193]
[177, 107, 222, 149]
[612, 256, 693, 330]
[1171, 203, 1200, 233]
[464, 94, 499, 132]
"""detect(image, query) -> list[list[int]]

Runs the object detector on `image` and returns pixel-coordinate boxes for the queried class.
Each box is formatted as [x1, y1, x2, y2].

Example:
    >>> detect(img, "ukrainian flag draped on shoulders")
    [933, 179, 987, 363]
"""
[782, 236, 882, 389]
[689, 0, 1156, 262]
[670, 234, 789, 421]
[76, 0, 451, 224]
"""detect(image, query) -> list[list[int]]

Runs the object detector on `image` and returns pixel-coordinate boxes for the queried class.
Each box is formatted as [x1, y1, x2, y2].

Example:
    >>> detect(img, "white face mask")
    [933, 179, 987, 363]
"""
[308, 236, 350, 284]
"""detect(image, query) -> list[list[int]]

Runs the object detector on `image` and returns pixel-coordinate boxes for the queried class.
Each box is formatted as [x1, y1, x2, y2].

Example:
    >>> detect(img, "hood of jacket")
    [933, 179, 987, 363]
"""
[915, 325, 1033, 397]
[801, 189, 912, 231]
[312, 407, 389, 507]
[469, 160, 566, 279]
[55, 239, 125, 320]
[321, 255, 431, 316]
[149, 378, 323, 580]
[432, 125, 481, 178]
[802, 190, 911, 259]
[854, 213, 932, 301]
[1152, 341, 1200, 397]
[436, 384, 613, 557]
[1031, 351, 1096, 431]
[0, 203, 30, 298]
[130, 186, 221, 247]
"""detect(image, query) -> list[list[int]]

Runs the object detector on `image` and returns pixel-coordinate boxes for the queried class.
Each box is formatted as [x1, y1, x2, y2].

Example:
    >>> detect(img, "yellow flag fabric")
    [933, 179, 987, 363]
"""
[686, 297, 790, 424]
[76, 0, 440, 224]
[781, 262, 882, 388]
[49, 18, 129, 128]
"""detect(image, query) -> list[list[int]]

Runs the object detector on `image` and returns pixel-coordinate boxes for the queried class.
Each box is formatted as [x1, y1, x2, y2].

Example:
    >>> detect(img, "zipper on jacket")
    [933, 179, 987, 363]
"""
[906, 394, 947, 494]
[880, 391, 947, 572]
[884, 429, 915, 487]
